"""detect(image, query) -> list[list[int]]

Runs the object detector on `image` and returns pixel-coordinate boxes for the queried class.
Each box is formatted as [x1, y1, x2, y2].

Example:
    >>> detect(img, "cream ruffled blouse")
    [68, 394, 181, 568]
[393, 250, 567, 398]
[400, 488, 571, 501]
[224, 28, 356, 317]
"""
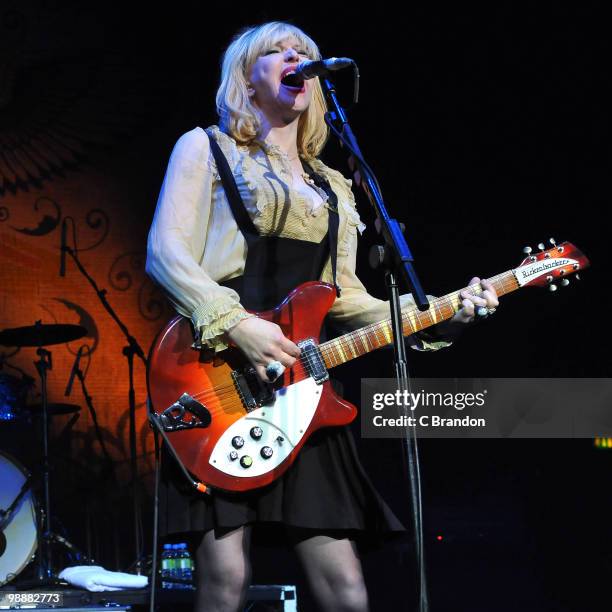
[146, 125, 451, 353]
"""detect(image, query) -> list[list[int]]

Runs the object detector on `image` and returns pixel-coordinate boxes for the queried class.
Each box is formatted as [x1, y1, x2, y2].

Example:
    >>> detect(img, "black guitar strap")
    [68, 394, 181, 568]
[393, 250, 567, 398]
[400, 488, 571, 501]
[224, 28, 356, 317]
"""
[206, 129, 258, 248]
[206, 128, 341, 296]
[301, 159, 342, 298]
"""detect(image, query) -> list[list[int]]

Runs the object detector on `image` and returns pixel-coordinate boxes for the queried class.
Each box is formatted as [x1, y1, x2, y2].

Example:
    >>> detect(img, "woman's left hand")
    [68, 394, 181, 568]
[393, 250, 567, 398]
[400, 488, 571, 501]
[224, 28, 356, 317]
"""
[451, 277, 499, 325]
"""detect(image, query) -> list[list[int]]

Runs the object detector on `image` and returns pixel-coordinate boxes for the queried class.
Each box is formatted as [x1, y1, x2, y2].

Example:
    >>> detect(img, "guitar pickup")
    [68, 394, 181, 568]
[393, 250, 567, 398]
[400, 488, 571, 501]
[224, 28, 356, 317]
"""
[298, 338, 329, 385]
[160, 393, 211, 431]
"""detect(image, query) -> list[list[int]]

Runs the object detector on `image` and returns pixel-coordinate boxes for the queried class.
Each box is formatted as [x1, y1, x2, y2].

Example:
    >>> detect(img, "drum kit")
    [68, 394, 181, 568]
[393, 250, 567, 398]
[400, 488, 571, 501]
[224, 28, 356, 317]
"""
[0, 321, 88, 587]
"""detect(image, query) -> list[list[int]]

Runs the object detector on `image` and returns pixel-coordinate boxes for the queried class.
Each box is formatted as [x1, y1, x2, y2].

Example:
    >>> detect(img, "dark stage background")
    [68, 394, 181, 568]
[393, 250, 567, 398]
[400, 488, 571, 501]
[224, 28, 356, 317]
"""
[0, 3, 609, 611]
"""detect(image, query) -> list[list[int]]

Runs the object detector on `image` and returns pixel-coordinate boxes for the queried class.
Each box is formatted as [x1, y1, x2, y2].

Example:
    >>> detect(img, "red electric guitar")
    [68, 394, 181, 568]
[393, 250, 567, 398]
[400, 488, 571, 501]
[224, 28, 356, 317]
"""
[147, 241, 589, 493]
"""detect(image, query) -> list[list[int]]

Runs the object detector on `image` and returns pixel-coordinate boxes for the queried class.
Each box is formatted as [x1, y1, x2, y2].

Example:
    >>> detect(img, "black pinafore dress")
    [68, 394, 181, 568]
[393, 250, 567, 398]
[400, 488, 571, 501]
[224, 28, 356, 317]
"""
[158, 132, 407, 547]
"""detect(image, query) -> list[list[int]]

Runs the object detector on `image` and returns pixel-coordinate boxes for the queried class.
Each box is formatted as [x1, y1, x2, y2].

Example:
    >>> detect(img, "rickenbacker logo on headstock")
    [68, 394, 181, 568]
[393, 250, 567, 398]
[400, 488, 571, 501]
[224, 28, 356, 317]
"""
[515, 257, 575, 285]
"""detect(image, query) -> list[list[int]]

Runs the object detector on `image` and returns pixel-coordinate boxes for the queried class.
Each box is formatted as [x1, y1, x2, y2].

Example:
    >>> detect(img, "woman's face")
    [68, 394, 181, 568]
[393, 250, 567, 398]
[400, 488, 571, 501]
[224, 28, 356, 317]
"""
[247, 36, 315, 124]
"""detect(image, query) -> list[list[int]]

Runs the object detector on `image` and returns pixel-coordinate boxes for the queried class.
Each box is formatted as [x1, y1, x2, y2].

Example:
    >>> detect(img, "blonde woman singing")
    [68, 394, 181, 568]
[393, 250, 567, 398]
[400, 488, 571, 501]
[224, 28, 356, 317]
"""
[146, 20, 498, 612]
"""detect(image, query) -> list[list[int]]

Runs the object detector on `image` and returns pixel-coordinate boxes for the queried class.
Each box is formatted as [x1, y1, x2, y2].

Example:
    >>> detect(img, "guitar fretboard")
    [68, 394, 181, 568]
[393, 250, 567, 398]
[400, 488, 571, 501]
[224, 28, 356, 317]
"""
[317, 270, 519, 368]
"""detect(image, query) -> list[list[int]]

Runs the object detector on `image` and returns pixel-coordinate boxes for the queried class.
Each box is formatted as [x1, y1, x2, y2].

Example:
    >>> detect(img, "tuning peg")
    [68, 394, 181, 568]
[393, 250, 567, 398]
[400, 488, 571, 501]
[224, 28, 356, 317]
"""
[561, 279, 570, 287]
[523, 246, 532, 255]
[549, 238, 557, 246]
[549, 284, 558, 292]
[538, 243, 546, 251]
[575, 274, 581, 281]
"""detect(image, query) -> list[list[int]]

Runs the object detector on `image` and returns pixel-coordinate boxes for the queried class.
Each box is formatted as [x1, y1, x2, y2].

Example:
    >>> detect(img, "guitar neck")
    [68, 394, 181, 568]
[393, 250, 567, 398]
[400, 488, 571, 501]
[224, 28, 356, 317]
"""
[318, 269, 519, 368]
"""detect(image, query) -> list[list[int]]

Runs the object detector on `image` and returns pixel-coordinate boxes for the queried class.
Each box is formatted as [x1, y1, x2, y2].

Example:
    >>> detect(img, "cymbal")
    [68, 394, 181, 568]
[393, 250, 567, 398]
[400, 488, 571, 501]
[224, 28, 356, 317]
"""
[27, 403, 82, 416]
[0, 323, 87, 347]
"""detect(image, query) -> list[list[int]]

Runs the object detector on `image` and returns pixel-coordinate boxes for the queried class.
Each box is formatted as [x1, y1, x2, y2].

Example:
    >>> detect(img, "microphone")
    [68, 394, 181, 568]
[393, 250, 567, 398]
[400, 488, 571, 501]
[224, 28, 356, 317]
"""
[65, 346, 84, 397]
[60, 218, 67, 277]
[295, 57, 353, 80]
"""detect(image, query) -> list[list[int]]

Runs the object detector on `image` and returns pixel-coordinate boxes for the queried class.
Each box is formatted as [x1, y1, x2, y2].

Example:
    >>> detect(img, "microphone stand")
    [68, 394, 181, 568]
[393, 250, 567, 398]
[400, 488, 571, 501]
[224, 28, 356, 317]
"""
[322, 74, 431, 612]
[61, 240, 148, 574]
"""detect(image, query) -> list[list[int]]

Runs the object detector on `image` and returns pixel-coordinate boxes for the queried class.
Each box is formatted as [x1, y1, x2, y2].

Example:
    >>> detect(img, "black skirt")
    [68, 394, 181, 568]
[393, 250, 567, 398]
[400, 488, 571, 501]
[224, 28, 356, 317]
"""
[158, 423, 408, 549]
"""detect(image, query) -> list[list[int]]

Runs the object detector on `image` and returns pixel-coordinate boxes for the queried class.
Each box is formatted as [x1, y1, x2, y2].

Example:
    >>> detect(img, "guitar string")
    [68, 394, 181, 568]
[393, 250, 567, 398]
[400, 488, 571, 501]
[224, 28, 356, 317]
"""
[187, 360, 313, 406]
[157, 261, 575, 415]
[320, 273, 517, 365]
[181, 275, 515, 406]
[159, 267, 568, 417]
[181, 276, 516, 408]
[177, 347, 317, 403]
[164, 271, 546, 416]
[321, 273, 515, 355]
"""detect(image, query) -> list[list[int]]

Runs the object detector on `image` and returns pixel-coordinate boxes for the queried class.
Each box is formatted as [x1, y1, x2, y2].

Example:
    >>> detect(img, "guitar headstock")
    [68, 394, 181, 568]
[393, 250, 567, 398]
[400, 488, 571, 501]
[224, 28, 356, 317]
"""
[514, 239, 590, 291]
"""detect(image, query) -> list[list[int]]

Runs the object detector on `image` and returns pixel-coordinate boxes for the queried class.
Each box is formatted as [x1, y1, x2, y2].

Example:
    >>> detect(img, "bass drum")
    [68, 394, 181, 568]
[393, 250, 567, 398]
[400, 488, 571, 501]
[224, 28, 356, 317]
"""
[0, 451, 38, 585]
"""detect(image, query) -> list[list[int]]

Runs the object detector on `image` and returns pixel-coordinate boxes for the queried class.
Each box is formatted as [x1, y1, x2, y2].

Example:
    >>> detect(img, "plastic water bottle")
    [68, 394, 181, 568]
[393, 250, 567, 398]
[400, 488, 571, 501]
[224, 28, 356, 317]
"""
[160, 544, 173, 589]
[177, 542, 194, 590]
[169, 544, 181, 588]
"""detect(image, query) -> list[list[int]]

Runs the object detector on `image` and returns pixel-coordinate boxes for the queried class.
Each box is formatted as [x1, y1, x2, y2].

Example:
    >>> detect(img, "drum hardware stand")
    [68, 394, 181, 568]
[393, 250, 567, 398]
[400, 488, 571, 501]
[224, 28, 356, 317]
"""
[0, 472, 82, 553]
[60, 220, 149, 574]
[0, 323, 89, 586]
[0, 475, 33, 531]
[34, 343, 54, 583]
[16, 334, 86, 587]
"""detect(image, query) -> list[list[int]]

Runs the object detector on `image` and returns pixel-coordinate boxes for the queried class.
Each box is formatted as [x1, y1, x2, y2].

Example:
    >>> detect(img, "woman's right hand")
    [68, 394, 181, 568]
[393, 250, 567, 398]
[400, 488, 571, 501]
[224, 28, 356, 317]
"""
[225, 317, 301, 382]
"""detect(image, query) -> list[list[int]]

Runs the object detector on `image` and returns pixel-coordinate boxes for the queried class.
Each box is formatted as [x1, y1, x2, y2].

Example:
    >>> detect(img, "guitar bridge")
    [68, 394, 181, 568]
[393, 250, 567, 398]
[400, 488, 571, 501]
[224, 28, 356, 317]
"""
[298, 338, 329, 384]
[160, 393, 211, 431]
[232, 367, 276, 412]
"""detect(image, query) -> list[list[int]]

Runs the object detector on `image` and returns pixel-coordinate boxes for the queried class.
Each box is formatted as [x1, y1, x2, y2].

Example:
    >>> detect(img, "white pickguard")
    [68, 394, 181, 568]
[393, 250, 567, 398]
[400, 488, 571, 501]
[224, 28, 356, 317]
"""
[209, 377, 322, 478]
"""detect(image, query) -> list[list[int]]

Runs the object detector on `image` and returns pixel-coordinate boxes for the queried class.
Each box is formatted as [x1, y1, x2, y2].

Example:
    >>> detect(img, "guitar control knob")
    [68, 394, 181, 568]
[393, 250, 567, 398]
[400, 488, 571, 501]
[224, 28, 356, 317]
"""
[523, 246, 532, 255]
[250, 426, 263, 440]
[260, 446, 273, 459]
[232, 436, 245, 449]
[549, 284, 557, 292]
[240, 455, 253, 468]
[229, 450, 238, 461]
[561, 279, 570, 286]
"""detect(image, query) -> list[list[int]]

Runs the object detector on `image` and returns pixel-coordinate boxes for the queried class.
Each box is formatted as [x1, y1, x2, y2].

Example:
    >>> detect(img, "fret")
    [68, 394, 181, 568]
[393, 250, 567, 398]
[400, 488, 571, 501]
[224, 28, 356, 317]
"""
[335, 340, 348, 363]
[352, 332, 363, 357]
[381, 322, 392, 344]
[360, 328, 372, 353]
[404, 308, 418, 335]
[344, 337, 356, 360]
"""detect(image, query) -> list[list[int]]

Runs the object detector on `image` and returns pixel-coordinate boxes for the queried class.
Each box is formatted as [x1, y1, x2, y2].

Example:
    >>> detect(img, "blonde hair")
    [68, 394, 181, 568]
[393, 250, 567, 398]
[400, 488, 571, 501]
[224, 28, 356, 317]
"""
[216, 21, 329, 160]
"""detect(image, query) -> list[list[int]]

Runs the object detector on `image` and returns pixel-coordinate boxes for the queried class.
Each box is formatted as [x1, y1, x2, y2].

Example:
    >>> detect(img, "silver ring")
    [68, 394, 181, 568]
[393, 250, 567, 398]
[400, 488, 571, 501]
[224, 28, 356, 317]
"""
[476, 306, 489, 318]
[265, 360, 285, 381]
[487, 307, 497, 315]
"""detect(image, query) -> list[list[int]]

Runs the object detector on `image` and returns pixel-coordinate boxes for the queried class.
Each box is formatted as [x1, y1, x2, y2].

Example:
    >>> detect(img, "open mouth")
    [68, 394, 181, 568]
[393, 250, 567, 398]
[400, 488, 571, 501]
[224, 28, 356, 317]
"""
[280, 71, 305, 91]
